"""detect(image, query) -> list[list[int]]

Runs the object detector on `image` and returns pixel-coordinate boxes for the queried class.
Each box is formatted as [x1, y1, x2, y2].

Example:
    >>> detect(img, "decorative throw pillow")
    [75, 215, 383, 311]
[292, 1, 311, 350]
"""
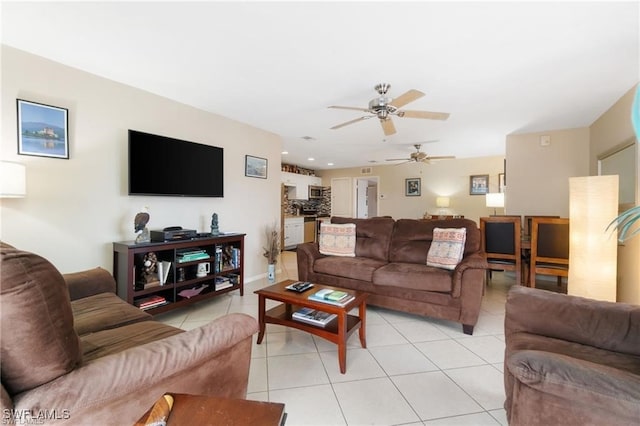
[426, 227, 467, 270]
[319, 223, 356, 257]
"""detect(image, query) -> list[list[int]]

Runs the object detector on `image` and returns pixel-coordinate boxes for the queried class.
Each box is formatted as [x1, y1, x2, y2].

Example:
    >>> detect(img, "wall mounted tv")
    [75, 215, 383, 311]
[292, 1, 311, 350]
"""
[128, 130, 224, 197]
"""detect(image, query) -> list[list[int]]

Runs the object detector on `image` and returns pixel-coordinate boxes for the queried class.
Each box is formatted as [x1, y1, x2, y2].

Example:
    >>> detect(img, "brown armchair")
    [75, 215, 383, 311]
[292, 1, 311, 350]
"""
[504, 285, 640, 425]
[1, 242, 258, 425]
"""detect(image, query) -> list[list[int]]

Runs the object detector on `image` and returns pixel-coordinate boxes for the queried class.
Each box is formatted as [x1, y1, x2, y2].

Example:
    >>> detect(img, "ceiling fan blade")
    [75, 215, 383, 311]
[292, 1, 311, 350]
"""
[385, 158, 411, 161]
[380, 118, 396, 136]
[328, 105, 371, 112]
[330, 116, 372, 130]
[389, 89, 424, 108]
[399, 110, 450, 120]
[426, 156, 456, 160]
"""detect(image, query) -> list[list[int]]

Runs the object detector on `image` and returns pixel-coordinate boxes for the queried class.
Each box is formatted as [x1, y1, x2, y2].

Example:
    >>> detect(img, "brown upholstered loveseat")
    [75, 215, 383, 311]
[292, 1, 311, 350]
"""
[297, 217, 488, 334]
[504, 285, 640, 425]
[0, 242, 258, 425]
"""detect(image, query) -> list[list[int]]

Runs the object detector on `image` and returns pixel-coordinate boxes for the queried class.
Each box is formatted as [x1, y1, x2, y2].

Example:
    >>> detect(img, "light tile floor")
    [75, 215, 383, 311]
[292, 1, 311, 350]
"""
[156, 251, 521, 425]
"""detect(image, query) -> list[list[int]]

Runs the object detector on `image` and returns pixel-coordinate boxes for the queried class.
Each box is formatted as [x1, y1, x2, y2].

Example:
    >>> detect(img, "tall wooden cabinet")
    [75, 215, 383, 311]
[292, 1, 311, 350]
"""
[113, 233, 245, 314]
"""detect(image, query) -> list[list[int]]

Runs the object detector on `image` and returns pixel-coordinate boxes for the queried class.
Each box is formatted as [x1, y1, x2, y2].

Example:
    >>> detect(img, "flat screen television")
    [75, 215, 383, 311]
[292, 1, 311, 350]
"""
[128, 130, 224, 197]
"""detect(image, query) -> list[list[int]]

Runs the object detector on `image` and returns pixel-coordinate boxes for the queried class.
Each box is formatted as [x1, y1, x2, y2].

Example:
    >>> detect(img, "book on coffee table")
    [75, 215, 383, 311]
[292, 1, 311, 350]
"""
[308, 289, 354, 306]
[292, 307, 337, 327]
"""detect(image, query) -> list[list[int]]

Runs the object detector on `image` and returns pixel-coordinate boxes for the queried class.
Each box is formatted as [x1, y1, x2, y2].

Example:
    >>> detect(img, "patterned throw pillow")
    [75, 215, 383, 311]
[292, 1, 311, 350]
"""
[426, 227, 467, 270]
[319, 223, 356, 257]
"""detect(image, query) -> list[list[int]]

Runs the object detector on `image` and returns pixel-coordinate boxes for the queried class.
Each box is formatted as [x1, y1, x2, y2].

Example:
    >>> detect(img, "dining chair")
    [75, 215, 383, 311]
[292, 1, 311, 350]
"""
[529, 217, 569, 289]
[523, 215, 560, 238]
[480, 216, 522, 285]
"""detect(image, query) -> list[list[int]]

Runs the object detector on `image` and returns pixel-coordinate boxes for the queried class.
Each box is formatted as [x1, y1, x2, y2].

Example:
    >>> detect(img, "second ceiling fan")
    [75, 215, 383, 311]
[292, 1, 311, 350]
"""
[329, 83, 450, 136]
[386, 144, 455, 165]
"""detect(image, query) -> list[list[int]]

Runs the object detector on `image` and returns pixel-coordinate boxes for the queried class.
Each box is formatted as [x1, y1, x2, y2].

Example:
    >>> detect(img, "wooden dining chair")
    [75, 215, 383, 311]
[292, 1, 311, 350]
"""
[529, 217, 569, 289]
[480, 216, 522, 285]
[524, 215, 560, 238]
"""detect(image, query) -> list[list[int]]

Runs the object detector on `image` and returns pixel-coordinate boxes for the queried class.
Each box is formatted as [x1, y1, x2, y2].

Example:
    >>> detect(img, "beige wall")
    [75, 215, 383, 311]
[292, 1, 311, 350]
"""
[0, 46, 282, 280]
[589, 84, 639, 304]
[505, 127, 590, 217]
[319, 156, 505, 224]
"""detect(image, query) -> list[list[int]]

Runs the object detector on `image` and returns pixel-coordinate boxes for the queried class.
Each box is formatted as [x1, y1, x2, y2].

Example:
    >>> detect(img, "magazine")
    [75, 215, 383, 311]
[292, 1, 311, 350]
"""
[292, 307, 337, 327]
[308, 289, 354, 306]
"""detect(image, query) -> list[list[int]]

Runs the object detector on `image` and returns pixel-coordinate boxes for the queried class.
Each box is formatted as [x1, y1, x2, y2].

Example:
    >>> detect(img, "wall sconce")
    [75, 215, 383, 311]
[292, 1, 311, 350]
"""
[0, 161, 26, 198]
[568, 175, 618, 302]
[485, 192, 504, 215]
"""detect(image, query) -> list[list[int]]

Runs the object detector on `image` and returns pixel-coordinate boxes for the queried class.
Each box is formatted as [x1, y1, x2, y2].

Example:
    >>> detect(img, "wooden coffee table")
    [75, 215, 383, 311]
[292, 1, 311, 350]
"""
[255, 280, 368, 374]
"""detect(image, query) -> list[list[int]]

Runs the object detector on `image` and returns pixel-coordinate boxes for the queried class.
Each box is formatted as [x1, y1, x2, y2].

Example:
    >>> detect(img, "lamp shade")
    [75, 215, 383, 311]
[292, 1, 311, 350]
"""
[0, 161, 26, 198]
[485, 193, 504, 208]
[436, 197, 450, 208]
[568, 175, 618, 302]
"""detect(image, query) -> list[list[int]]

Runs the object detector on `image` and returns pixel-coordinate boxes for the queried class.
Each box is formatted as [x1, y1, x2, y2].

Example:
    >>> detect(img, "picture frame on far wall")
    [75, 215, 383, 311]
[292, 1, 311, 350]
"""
[469, 174, 489, 195]
[17, 99, 69, 159]
[245, 155, 267, 179]
[405, 178, 421, 196]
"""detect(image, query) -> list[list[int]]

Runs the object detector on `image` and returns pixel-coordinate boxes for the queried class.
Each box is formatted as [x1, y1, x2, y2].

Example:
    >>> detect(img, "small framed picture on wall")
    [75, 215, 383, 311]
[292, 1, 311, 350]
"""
[405, 178, 421, 196]
[17, 99, 69, 159]
[469, 174, 489, 195]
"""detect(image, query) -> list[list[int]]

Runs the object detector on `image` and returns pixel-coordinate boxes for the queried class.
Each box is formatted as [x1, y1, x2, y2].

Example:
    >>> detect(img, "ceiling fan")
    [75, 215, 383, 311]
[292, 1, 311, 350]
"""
[329, 83, 450, 136]
[386, 144, 455, 164]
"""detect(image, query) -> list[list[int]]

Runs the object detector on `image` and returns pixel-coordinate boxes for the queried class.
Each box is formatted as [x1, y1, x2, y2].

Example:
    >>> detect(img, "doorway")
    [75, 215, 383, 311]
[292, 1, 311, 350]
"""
[355, 177, 379, 218]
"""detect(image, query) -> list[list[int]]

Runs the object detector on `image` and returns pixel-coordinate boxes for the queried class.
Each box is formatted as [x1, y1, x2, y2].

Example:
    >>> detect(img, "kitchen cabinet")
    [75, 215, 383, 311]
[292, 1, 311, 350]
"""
[284, 217, 304, 249]
[281, 172, 323, 200]
[303, 219, 315, 243]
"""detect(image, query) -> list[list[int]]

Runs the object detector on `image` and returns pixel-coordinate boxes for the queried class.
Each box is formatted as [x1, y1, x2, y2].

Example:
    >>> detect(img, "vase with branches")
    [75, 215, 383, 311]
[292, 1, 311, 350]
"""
[263, 223, 280, 283]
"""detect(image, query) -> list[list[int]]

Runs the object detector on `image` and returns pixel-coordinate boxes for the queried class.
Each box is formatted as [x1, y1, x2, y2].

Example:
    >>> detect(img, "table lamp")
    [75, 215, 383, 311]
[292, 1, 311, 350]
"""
[486, 193, 504, 215]
[0, 161, 26, 198]
[436, 196, 450, 218]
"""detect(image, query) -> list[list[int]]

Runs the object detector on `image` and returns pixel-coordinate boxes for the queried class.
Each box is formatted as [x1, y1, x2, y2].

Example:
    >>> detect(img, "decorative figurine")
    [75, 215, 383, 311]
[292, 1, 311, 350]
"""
[141, 252, 158, 283]
[210, 213, 219, 236]
[134, 211, 151, 243]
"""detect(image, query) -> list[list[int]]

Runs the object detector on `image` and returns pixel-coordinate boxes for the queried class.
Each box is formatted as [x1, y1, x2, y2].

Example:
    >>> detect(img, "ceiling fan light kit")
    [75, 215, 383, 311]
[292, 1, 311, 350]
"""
[329, 83, 450, 136]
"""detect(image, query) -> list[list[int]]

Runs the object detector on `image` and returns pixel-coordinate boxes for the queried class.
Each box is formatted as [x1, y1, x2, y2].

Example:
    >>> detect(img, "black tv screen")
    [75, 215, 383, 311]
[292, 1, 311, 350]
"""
[128, 130, 224, 197]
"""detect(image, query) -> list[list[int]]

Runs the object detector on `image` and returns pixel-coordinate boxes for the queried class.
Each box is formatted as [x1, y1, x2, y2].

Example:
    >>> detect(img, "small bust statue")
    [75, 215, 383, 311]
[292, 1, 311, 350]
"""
[134, 212, 151, 243]
[210, 213, 219, 235]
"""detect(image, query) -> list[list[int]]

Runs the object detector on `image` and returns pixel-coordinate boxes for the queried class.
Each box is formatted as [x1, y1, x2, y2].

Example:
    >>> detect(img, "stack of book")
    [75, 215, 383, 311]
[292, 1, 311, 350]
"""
[292, 307, 337, 327]
[308, 289, 354, 306]
[135, 295, 168, 310]
[215, 276, 234, 291]
[177, 248, 210, 263]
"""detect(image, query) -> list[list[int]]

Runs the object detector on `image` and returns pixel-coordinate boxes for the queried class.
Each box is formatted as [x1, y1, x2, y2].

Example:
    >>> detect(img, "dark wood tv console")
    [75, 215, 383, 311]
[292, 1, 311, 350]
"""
[113, 233, 245, 314]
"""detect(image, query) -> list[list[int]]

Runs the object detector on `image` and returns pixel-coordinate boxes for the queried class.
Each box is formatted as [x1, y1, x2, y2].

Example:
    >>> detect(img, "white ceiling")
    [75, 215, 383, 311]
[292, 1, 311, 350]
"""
[2, 1, 638, 169]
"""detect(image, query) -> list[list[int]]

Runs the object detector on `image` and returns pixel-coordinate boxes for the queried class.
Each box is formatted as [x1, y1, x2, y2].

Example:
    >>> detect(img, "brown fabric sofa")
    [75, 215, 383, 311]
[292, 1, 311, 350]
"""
[504, 285, 640, 425]
[297, 217, 488, 334]
[0, 242, 259, 425]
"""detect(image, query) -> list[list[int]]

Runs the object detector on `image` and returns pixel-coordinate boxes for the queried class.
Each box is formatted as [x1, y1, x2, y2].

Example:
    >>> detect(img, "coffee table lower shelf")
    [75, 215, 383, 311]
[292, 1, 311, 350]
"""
[264, 304, 362, 342]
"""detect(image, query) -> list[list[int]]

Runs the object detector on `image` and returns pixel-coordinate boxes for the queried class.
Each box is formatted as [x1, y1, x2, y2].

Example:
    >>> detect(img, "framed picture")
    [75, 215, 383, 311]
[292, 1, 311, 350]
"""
[469, 174, 489, 195]
[405, 178, 421, 196]
[17, 99, 69, 159]
[499, 173, 506, 193]
[245, 155, 267, 179]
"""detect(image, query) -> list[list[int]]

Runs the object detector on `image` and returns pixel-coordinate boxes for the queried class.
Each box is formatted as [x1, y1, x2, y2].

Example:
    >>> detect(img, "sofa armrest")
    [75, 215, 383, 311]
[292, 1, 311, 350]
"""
[450, 252, 488, 298]
[64, 267, 116, 300]
[296, 242, 324, 281]
[506, 286, 640, 356]
[13, 313, 259, 425]
[507, 349, 640, 418]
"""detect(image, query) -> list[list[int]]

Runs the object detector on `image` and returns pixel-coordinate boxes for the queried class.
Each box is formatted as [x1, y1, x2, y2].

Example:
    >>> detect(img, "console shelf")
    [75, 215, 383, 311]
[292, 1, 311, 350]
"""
[113, 233, 245, 314]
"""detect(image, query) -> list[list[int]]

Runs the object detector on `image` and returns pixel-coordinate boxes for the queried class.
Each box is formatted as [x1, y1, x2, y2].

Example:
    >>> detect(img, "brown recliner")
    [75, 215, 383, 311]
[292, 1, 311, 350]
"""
[1, 242, 258, 425]
[504, 285, 640, 425]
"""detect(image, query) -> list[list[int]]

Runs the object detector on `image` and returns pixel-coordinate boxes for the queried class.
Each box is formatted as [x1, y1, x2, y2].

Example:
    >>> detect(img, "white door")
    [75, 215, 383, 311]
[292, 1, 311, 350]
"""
[331, 177, 352, 217]
[356, 179, 369, 218]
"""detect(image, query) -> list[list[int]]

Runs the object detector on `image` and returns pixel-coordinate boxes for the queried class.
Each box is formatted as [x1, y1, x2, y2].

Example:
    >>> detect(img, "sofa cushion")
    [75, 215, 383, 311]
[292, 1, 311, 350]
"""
[373, 262, 454, 292]
[71, 292, 153, 336]
[426, 227, 467, 270]
[0, 243, 82, 394]
[314, 256, 388, 282]
[80, 321, 183, 363]
[331, 217, 395, 261]
[319, 223, 356, 257]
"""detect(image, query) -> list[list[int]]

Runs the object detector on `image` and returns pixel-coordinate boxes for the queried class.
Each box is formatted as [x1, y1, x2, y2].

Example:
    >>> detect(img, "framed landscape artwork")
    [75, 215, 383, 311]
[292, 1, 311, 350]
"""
[245, 155, 267, 179]
[17, 99, 69, 159]
[469, 174, 489, 195]
[405, 178, 421, 196]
